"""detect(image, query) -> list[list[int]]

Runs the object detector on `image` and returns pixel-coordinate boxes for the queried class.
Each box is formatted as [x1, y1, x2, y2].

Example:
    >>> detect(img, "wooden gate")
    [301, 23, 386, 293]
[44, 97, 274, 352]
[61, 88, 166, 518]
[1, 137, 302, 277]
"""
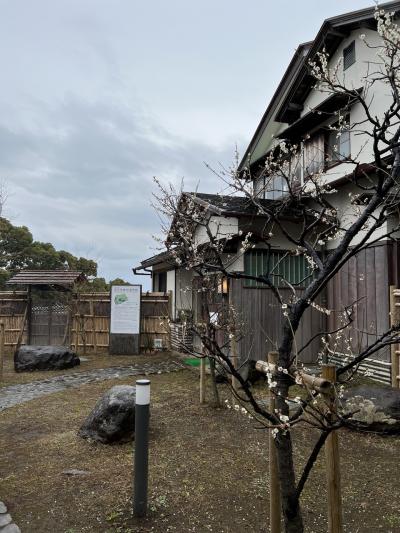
[31, 299, 69, 346]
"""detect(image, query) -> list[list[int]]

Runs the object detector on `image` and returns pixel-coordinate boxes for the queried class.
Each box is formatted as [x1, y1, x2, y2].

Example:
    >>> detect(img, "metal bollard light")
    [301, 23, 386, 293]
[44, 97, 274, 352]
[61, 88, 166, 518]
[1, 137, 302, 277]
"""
[134, 379, 150, 517]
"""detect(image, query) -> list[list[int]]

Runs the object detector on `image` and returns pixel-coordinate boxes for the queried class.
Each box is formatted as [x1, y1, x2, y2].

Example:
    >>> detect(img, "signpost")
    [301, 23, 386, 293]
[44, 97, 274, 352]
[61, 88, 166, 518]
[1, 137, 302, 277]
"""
[109, 284, 141, 355]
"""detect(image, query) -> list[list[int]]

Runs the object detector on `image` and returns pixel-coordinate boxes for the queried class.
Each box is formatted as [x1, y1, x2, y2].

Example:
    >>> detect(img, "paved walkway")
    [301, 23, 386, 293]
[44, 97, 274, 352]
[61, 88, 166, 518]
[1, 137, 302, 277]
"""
[0, 360, 186, 411]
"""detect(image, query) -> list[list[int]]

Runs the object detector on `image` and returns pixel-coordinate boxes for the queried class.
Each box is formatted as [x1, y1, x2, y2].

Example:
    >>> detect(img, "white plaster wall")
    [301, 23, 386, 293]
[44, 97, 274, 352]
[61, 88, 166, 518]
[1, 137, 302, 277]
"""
[323, 182, 389, 250]
[194, 215, 239, 247]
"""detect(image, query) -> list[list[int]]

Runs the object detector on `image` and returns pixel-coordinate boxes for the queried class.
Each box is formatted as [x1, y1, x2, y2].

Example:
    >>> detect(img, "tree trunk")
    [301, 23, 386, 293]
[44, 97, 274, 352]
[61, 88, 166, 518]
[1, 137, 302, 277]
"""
[275, 323, 304, 532]
[275, 430, 304, 533]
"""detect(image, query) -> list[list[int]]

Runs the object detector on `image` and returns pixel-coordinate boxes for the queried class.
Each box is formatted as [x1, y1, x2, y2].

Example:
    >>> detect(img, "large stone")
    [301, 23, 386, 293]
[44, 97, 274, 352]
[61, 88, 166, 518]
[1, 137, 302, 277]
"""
[342, 386, 400, 434]
[78, 385, 136, 443]
[14, 345, 80, 373]
[1, 524, 21, 533]
[0, 514, 12, 527]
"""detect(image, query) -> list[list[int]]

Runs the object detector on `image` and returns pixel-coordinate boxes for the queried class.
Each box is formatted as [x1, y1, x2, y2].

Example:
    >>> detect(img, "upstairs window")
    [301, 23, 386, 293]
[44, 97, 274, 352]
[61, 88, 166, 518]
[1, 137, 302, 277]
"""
[326, 118, 351, 164]
[343, 41, 356, 70]
[265, 175, 288, 200]
[303, 133, 325, 177]
[254, 174, 288, 200]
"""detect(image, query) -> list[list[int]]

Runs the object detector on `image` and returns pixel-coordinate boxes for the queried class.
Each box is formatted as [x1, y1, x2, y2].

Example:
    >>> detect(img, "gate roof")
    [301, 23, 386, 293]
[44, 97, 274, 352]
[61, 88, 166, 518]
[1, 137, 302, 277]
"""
[6, 270, 86, 288]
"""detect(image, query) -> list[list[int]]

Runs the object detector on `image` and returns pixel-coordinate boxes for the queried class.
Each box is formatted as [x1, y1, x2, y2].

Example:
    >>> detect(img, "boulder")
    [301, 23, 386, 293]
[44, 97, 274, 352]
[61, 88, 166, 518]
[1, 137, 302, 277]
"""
[14, 345, 80, 372]
[78, 385, 136, 443]
[342, 385, 400, 434]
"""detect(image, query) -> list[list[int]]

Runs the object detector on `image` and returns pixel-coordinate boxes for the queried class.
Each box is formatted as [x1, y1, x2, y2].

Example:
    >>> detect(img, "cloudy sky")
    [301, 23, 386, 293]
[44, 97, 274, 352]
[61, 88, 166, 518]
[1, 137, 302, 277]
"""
[1, 0, 372, 286]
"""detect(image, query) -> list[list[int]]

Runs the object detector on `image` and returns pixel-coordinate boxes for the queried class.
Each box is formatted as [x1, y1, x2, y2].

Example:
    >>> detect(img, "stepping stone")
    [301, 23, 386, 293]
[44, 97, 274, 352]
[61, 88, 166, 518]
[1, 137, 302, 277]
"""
[62, 469, 90, 476]
[0, 501, 7, 513]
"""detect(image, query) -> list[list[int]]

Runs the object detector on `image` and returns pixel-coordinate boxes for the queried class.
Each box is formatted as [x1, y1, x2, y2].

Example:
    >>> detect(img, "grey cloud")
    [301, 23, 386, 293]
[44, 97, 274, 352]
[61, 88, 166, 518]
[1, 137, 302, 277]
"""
[3, 95, 240, 282]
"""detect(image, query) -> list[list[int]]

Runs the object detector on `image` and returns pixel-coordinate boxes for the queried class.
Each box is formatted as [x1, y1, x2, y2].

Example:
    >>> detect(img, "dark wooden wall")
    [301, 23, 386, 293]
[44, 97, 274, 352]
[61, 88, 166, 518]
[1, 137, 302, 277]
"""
[230, 279, 326, 364]
[326, 242, 391, 361]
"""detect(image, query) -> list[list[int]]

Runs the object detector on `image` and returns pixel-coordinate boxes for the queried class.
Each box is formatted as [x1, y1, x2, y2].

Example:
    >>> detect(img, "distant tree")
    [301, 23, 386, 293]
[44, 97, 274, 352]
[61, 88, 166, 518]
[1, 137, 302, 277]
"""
[0, 217, 99, 288]
[109, 277, 130, 286]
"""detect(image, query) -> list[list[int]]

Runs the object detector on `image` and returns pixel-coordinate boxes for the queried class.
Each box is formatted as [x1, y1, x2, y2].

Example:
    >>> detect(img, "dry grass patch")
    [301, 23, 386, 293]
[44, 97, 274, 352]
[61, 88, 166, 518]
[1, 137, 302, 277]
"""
[0, 369, 399, 532]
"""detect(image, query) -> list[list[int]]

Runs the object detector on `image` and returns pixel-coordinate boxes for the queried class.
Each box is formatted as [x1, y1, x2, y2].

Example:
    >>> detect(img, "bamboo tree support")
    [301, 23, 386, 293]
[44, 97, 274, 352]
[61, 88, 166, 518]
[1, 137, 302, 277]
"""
[268, 351, 281, 533]
[322, 365, 343, 533]
[0, 322, 5, 381]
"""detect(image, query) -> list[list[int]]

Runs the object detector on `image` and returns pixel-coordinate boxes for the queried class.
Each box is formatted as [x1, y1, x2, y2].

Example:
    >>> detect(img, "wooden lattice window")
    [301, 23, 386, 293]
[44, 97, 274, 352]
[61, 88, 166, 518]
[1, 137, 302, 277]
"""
[244, 249, 313, 287]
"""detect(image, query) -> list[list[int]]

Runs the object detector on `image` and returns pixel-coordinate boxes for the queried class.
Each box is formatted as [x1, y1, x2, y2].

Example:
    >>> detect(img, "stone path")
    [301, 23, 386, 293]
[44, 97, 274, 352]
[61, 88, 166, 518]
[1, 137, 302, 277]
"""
[0, 360, 186, 412]
[0, 501, 20, 532]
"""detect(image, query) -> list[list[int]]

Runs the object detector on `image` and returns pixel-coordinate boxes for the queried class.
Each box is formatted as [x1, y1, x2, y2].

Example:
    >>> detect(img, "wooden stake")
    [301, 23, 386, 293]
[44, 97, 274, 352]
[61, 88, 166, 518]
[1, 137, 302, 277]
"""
[199, 355, 206, 404]
[322, 365, 343, 533]
[268, 351, 281, 533]
[0, 322, 5, 381]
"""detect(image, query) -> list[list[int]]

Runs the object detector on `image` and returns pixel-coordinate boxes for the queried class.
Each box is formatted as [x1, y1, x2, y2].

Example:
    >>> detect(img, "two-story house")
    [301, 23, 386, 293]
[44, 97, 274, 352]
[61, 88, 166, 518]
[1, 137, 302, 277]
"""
[135, 1, 400, 384]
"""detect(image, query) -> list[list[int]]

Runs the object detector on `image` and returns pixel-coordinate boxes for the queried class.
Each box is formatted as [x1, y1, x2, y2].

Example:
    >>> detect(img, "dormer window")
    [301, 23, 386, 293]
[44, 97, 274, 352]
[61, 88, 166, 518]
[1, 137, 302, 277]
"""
[343, 41, 356, 70]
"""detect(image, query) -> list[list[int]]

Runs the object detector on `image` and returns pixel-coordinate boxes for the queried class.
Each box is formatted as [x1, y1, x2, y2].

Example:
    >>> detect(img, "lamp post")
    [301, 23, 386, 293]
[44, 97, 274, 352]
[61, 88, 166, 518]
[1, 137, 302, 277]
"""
[134, 379, 150, 517]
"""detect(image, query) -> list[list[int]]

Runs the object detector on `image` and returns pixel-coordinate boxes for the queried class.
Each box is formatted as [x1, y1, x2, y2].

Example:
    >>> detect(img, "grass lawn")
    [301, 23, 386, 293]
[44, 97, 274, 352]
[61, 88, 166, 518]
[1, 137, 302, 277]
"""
[1, 355, 399, 532]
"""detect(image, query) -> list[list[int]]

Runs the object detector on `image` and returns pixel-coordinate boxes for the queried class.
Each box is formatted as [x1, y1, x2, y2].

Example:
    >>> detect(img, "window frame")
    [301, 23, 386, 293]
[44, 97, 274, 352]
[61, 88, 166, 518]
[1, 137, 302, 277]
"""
[324, 115, 351, 169]
[343, 40, 356, 71]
